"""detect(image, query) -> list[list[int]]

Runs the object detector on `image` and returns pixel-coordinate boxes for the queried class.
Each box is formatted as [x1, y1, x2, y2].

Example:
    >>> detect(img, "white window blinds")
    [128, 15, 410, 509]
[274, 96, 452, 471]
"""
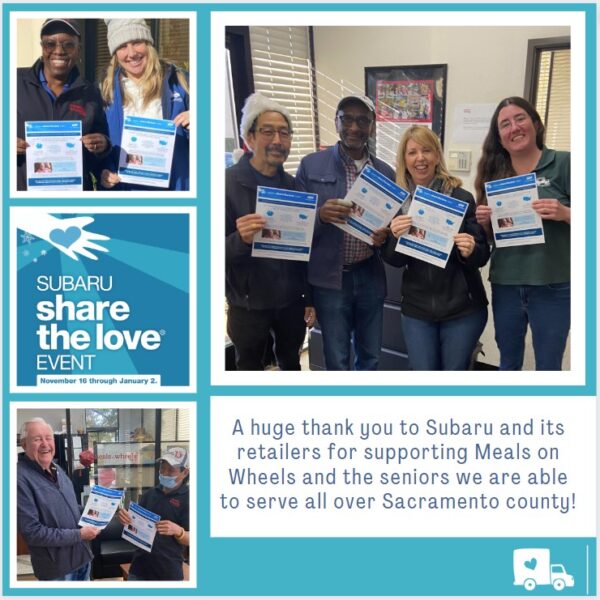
[161, 408, 189, 441]
[249, 26, 317, 174]
[535, 48, 570, 151]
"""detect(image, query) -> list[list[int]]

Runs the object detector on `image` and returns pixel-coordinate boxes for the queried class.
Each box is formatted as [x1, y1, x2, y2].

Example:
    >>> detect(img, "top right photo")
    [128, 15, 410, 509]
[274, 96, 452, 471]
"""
[214, 8, 591, 389]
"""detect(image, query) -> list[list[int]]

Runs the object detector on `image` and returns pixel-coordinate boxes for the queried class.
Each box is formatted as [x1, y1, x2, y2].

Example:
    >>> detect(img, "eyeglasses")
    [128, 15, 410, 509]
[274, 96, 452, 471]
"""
[41, 40, 79, 52]
[337, 114, 373, 128]
[255, 127, 293, 140]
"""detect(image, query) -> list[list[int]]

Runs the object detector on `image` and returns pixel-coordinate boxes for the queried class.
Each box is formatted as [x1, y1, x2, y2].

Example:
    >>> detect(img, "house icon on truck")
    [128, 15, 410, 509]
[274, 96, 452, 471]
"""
[513, 548, 575, 591]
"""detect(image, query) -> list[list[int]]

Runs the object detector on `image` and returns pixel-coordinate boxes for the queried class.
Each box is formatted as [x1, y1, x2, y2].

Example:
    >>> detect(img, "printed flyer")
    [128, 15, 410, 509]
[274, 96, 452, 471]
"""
[78, 485, 124, 529]
[251, 186, 318, 261]
[396, 185, 468, 268]
[121, 502, 161, 552]
[118, 116, 177, 188]
[10, 207, 195, 393]
[24, 121, 83, 191]
[485, 172, 545, 247]
[336, 164, 409, 245]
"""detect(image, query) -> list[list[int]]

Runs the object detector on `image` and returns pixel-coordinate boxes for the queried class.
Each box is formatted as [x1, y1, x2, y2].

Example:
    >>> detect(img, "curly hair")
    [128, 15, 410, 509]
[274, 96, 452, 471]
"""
[396, 125, 462, 195]
[474, 97, 545, 205]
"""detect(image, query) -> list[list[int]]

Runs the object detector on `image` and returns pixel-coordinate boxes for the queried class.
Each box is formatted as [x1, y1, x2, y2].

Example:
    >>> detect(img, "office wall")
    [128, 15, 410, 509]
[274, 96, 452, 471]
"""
[313, 25, 569, 192]
[16, 408, 85, 435]
[16, 20, 44, 68]
[312, 25, 571, 369]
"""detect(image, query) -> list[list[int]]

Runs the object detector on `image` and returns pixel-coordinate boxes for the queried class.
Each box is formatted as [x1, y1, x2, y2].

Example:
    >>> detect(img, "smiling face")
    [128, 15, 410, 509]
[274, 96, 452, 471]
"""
[336, 101, 374, 159]
[497, 104, 540, 156]
[115, 40, 149, 81]
[22, 421, 55, 471]
[404, 138, 440, 187]
[246, 111, 292, 175]
[41, 33, 80, 81]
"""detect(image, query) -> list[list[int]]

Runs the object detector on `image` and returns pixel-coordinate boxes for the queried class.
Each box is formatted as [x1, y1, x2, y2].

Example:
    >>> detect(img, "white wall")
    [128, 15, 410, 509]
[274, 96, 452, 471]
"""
[312, 25, 570, 369]
[16, 408, 85, 435]
[313, 25, 569, 192]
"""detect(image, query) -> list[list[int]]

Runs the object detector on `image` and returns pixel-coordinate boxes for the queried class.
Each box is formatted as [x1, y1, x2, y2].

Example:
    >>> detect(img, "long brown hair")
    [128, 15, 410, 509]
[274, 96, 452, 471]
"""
[396, 125, 462, 195]
[474, 96, 545, 205]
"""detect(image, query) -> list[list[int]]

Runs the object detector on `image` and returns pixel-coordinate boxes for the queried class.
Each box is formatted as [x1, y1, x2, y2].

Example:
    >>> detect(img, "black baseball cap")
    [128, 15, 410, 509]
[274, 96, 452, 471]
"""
[40, 19, 81, 38]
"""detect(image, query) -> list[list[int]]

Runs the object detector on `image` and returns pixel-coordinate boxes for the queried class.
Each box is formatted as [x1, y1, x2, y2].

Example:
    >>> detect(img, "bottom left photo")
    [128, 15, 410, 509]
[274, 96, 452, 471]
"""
[10, 402, 196, 588]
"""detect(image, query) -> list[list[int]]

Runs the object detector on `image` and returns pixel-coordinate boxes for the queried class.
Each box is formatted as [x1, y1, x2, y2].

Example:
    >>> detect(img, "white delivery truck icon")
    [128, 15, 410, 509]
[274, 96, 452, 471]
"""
[513, 548, 575, 591]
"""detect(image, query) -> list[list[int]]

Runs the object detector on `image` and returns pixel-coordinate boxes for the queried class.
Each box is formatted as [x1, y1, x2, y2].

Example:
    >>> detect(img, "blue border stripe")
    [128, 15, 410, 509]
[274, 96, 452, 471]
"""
[2, 2, 597, 597]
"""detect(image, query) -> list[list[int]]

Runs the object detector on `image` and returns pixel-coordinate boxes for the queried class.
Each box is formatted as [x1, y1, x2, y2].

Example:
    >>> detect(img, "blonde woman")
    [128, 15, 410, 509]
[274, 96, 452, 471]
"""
[100, 19, 189, 191]
[383, 126, 490, 370]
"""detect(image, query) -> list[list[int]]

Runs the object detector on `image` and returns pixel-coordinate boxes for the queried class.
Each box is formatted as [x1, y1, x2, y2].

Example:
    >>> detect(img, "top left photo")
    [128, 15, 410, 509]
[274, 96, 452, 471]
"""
[12, 13, 195, 196]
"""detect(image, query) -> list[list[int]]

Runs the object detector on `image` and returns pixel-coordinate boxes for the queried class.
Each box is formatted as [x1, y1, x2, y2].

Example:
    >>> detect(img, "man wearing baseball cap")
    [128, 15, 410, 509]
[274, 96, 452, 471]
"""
[296, 95, 395, 370]
[118, 447, 189, 580]
[16, 18, 110, 191]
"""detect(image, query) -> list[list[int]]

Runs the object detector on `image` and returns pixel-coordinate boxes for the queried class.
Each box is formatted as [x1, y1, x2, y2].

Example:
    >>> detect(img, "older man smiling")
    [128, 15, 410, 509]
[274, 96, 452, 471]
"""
[17, 418, 99, 580]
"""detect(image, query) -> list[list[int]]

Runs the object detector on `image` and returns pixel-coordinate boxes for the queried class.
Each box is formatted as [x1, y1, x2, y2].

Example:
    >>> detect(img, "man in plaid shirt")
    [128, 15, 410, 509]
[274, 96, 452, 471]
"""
[296, 95, 395, 370]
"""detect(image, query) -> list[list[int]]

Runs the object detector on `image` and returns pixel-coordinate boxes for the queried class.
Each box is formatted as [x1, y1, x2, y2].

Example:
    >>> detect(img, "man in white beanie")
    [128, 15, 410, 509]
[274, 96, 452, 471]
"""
[225, 93, 315, 370]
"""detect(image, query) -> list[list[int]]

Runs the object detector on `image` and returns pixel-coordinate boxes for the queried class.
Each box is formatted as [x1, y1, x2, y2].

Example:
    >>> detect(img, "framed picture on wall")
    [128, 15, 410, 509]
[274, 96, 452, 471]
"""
[365, 64, 447, 166]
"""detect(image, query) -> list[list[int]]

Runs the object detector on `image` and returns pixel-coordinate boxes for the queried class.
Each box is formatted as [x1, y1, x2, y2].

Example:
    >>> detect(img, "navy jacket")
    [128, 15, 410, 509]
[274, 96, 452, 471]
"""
[226, 153, 309, 310]
[17, 454, 93, 580]
[295, 143, 396, 291]
[102, 63, 189, 191]
[17, 60, 109, 191]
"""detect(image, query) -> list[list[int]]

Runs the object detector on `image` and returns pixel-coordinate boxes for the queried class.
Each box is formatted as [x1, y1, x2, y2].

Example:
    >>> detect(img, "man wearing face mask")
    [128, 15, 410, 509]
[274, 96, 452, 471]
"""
[118, 447, 189, 580]
[296, 95, 395, 371]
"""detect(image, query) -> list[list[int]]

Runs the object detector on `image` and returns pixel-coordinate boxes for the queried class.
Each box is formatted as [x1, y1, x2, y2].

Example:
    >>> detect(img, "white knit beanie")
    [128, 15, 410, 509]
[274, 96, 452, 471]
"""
[239, 93, 293, 144]
[105, 19, 154, 56]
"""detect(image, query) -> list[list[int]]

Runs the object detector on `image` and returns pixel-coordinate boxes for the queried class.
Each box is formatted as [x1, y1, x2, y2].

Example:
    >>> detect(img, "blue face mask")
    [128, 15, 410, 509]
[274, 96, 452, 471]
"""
[159, 474, 178, 489]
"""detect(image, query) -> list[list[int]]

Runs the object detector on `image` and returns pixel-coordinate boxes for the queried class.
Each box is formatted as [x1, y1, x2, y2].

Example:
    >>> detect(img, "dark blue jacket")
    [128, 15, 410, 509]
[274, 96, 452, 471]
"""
[17, 60, 109, 191]
[295, 143, 395, 291]
[17, 454, 93, 580]
[102, 63, 189, 191]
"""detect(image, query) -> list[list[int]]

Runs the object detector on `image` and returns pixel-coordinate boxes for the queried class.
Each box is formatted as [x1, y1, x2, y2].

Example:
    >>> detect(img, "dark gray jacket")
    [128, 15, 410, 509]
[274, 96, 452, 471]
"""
[17, 454, 93, 580]
[225, 153, 309, 310]
[17, 59, 109, 191]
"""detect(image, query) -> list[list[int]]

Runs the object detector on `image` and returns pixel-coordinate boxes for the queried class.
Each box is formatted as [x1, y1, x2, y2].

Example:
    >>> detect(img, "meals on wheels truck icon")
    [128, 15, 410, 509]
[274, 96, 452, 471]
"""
[513, 548, 575, 591]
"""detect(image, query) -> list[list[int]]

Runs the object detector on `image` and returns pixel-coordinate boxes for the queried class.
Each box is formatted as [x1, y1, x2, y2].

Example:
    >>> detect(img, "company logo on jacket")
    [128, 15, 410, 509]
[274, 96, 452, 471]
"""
[536, 176, 551, 187]
[68, 103, 87, 118]
[172, 92, 183, 103]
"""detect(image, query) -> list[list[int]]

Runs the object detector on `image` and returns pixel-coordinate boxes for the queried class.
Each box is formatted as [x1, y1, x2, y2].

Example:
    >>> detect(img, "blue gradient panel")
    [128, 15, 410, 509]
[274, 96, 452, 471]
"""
[15, 213, 190, 387]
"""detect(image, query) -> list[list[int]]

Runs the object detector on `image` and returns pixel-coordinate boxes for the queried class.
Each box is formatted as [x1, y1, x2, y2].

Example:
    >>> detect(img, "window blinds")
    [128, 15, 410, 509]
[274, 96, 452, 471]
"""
[249, 26, 317, 174]
[535, 48, 570, 151]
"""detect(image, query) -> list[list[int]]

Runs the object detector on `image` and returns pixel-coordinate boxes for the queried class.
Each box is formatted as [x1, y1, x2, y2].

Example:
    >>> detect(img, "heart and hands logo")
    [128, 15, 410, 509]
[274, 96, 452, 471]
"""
[49, 226, 82, 249]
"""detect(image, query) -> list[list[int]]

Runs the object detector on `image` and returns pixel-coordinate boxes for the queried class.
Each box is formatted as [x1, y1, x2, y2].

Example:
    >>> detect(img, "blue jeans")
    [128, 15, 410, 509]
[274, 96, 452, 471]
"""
[492, 283, 570, 370]
[312, 259, 385, 370]
[401, 308, 488, 370]
[51, 561, 91, 581]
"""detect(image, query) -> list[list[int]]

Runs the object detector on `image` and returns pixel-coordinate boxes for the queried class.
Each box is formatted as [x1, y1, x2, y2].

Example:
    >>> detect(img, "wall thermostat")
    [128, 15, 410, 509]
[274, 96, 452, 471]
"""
[448, 150, 471, 172]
